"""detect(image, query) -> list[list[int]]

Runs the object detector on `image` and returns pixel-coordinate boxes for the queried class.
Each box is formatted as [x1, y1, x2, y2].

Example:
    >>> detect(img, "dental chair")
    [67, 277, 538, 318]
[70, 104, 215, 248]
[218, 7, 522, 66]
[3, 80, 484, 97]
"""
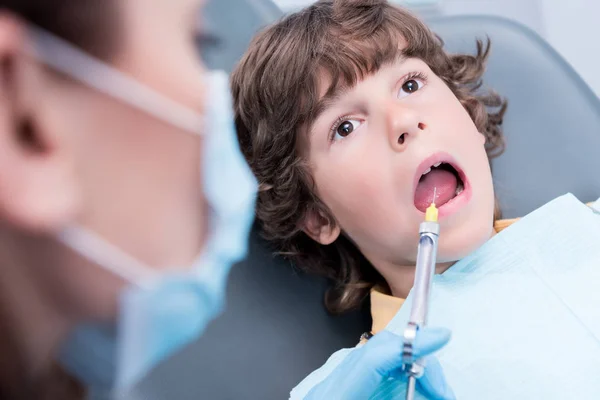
[138, 3, 600, 399]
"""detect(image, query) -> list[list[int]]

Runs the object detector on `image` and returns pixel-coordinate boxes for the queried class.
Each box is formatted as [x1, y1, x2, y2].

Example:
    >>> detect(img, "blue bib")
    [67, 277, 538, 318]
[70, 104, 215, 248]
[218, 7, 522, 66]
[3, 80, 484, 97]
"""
[380, 193, 600, 399]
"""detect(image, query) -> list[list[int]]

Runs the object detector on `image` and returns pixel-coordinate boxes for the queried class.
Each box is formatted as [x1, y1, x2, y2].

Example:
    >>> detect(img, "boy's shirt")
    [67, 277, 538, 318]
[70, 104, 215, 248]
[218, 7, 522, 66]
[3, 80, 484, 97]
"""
[292, 195, 600, 400]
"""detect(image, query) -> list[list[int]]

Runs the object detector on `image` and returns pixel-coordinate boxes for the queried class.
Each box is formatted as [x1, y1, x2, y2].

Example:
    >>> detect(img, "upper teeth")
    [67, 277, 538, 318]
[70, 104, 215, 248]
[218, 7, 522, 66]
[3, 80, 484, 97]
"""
[422, 163, 445, 176]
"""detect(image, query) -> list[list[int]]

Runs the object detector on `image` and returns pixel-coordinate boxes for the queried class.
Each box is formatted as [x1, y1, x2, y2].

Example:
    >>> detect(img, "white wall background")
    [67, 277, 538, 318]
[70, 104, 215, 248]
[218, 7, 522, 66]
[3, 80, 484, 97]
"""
[541, 0, 600, 97]
[273, 0, 600, 97]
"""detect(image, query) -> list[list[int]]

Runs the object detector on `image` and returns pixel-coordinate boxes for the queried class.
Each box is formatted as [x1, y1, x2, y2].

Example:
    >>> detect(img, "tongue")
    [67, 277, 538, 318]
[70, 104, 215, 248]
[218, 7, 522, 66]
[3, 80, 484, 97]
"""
[414, 169, 458, 212]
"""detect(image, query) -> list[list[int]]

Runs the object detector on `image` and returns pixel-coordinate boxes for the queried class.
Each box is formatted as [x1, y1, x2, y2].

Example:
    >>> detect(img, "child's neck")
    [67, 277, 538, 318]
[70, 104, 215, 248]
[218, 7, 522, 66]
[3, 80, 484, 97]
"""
[384, 229, 497, 299]
[386, 260, 455, 299]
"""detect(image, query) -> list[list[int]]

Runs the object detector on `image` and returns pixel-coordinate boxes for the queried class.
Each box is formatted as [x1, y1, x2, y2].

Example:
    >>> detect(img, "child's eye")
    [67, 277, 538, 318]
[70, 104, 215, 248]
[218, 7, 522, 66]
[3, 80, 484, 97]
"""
[333, 119, 362, 141]
[397, 74, 426, 99]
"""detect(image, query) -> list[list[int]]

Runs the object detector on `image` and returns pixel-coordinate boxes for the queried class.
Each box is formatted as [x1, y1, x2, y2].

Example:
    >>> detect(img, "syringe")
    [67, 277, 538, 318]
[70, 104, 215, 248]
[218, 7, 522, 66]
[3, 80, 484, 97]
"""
[403, 194, 440, 400]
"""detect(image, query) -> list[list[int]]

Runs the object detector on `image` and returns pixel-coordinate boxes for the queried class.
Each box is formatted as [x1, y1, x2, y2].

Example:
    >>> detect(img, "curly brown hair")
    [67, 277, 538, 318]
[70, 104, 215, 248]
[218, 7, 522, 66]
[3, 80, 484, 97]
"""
[232, 0, 507, 314]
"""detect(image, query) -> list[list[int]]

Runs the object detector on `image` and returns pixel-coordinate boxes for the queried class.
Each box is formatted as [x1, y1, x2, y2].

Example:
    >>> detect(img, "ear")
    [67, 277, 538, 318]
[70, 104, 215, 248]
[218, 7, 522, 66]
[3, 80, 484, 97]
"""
[479, 130, 486, 145]
[0, 15, 79, 233]
[302, 204, 341, 245]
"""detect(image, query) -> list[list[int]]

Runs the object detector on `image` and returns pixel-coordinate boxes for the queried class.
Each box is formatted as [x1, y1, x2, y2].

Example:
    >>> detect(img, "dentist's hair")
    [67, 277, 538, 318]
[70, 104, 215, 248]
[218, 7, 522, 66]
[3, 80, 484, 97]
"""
[1, 0, 119, 60]
[0, 2, 114, 399]
[233, 0, 507, 314]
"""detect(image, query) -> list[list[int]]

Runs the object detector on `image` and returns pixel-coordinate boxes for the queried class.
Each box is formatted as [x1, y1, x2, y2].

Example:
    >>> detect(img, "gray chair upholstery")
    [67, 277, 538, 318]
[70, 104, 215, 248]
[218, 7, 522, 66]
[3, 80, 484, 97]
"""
[201, 0, 281, 73]
[137, 8, 600, 400]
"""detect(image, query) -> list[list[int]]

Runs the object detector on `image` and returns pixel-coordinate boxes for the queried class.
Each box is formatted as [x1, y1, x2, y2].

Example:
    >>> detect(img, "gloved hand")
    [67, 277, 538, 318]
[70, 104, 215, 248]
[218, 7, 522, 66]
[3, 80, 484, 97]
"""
[305, 328, 454, 400]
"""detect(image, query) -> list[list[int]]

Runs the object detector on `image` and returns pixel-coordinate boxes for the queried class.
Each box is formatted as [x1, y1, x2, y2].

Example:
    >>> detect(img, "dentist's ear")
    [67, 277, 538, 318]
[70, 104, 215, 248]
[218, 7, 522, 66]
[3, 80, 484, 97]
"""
[302, 203, 341, 245]
[0, 15, 79, 232]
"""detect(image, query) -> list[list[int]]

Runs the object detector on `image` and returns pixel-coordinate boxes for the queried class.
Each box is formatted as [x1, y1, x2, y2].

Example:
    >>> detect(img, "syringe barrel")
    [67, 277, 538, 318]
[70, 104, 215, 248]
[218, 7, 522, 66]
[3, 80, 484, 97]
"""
[408, 222, 439, 326]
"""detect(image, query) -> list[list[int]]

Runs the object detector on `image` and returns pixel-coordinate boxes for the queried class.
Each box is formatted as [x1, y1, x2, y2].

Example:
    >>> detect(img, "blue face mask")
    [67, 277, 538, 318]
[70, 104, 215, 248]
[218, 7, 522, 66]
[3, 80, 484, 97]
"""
[25, 27, 257, 395]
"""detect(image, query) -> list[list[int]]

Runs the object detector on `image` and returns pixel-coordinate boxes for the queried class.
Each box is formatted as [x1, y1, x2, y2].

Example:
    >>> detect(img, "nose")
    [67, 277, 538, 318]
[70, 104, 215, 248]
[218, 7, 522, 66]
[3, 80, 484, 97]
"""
[386, 103, 427, 151]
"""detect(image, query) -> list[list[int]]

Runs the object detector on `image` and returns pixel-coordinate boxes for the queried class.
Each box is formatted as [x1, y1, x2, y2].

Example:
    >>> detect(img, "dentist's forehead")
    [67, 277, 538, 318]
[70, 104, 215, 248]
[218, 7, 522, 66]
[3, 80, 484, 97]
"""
[118, 0, 206, 27]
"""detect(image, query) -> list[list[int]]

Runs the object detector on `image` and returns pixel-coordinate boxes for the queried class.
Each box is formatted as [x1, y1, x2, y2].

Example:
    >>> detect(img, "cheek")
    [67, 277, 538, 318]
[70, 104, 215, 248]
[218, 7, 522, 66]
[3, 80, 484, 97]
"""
[31, 250, 123, 321]
[310, 145, 419, 264]
[312, 142, 385, 233]
[434, 92, 477, 134]
[437, 213, 494, 262]
[313, 151, 384, 219]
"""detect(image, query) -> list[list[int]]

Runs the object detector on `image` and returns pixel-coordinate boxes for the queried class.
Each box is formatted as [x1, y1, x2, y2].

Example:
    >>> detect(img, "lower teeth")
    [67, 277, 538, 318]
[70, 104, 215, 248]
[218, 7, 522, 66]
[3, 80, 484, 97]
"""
[455, 182, 464, 195]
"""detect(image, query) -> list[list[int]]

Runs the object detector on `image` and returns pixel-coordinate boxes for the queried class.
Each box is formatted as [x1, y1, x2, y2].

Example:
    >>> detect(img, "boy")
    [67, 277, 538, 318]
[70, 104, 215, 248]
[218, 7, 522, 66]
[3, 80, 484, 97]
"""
[232, 0, 509, 398]
[233, 0, 506, 316]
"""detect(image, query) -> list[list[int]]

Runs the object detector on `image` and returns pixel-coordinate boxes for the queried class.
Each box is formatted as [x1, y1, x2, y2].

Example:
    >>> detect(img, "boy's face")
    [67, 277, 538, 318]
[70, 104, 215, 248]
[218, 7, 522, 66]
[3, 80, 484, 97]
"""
[305, 57, 496, 270]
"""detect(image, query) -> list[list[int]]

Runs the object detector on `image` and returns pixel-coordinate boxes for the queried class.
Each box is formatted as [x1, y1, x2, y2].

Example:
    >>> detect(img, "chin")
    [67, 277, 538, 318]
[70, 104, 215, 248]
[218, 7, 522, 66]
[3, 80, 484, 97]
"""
[436, 218, 495, 263]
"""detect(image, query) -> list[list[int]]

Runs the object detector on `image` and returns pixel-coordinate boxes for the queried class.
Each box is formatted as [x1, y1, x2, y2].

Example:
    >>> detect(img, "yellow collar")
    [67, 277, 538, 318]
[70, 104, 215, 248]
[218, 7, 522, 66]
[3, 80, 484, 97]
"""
[369, 288, 405, 335]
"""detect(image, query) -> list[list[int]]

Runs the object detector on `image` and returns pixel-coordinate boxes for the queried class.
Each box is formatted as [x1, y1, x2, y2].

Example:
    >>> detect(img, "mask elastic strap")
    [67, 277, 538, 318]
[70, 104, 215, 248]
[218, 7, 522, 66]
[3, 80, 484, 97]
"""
[25, 25, 205, 136]
[58, 226, 156, 288]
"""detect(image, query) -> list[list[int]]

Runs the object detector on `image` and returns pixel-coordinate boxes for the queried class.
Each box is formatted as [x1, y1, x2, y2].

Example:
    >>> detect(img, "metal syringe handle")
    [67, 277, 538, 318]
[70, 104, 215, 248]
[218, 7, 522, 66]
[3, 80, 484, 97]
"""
[409, 221, 440, 326]
[403, 221, 439, 400]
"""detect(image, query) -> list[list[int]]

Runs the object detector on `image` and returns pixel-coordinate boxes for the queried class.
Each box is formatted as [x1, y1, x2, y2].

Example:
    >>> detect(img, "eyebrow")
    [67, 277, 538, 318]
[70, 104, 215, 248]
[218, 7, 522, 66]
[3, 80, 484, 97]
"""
[307, 84, 352, 135]
[307, 54, 408, 135]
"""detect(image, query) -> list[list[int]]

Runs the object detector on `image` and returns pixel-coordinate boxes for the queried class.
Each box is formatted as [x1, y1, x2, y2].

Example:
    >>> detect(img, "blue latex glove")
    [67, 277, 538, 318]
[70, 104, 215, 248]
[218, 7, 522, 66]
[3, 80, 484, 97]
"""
[305, 328, 454, 400]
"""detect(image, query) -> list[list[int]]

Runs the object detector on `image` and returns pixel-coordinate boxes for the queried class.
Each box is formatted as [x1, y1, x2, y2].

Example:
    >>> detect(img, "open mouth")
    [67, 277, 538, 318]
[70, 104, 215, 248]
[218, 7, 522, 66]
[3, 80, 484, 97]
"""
[414, 161, 466, 213]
